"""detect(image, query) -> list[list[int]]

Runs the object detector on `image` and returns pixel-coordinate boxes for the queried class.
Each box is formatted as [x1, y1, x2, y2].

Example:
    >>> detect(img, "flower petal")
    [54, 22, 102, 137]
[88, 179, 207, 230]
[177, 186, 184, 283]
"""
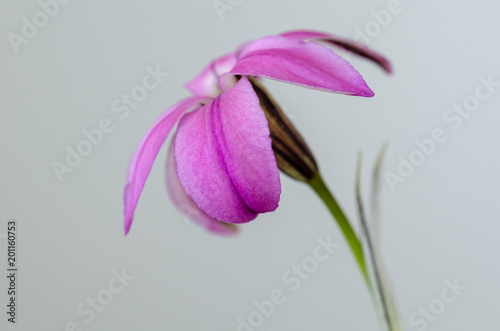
[281, 30, 393, 74]
[280, 30, 331, 40]
[226, 35, 374, 97]
[165, 138, 238, 235]
[175, 77, 281, 223]
[184, 65, 219, 98]
[123, 96, 208, 235]
[185, 53, 238, 98]
[212, 77, 282, 213]
[174, 106, 257, 223]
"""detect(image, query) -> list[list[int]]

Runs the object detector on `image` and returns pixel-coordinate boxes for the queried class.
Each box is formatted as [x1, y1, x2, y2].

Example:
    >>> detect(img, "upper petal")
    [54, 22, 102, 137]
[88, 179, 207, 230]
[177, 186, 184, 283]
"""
[280, 30, 331, 40]
[165, 137, 238, 236]
[185, 53, 238, 98]
[226, 35, 374, 97]
[281, 30, 393, 74]
[123, 96, 208, 235]
[175, 77, 281, 223]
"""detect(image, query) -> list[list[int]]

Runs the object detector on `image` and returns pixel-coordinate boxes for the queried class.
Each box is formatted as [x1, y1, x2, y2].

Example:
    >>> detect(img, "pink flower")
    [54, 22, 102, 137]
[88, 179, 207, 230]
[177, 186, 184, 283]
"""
[123, 30, 390, 236]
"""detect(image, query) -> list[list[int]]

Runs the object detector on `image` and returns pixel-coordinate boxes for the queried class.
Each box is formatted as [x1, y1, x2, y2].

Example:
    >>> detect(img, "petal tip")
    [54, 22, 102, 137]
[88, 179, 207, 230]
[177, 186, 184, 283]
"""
[124, 211, 133, 236]
[210, 223, 239, 236]
[124, 222, 131, 236]
[363, 88, 375, 97]
[382, 61, 394, 74]
[123, 184, 132, 236]
[352, 84, 375, 97]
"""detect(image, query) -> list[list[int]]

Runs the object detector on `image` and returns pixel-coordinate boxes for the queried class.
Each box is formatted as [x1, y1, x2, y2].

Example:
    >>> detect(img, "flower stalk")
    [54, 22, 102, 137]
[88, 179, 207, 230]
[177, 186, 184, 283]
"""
[308, 174, 370, 286]
[252, 77, 401, 330]
[309, 170, 401, 331]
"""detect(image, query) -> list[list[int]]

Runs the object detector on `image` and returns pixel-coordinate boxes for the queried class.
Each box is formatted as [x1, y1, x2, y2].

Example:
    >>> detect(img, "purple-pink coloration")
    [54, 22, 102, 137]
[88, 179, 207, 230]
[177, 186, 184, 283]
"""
[228, 36, 374, 96]
[123, 29, 391, 235]
[165, 138, 238, 236]
[175, 77, 281, 224]
[280, 30, 393, 74]
[123, 96, 209, 234]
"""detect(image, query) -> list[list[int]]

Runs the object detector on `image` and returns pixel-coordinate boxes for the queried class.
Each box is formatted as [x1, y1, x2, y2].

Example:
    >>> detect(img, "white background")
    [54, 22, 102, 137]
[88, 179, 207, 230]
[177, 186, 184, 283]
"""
[1, 0, 499, 330]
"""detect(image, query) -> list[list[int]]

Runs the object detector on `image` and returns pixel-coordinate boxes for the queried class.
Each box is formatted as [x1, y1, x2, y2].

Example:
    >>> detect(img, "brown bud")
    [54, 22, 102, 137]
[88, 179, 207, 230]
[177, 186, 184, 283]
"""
[249, 77, 319, 182]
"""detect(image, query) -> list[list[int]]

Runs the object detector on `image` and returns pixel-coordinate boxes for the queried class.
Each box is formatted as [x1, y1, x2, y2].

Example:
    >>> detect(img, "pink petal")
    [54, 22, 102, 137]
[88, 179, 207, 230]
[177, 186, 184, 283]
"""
[174, 106, 257, 224]
[124, 96, 208, 235]
[185, 53, 238, 98]
[280, 30, 331, 40]
[184, 66, 219, 98]
[175, 77, 281, 223]
[212, 77, 282, 212]
[165, 138, 238, 236]
[281, 30, 393, 73]
[226, 35, 374, 97]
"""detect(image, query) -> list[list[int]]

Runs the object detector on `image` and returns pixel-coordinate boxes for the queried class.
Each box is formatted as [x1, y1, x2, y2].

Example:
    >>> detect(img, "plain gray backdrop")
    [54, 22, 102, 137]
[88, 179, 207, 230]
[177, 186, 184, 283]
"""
[1, 0, 499, 330]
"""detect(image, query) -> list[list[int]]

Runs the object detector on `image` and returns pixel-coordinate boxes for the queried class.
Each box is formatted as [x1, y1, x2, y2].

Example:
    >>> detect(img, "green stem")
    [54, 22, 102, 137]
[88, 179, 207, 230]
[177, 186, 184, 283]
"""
[308, 173, 370, 287]
[310, 171, 402, 331]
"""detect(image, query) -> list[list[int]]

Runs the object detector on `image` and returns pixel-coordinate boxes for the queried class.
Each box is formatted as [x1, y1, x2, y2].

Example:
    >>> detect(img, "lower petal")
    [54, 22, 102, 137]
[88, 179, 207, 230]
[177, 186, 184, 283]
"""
[210, 77, 281, 213]
[165, 138, 238, 235]
[123, 96, 208, 235]
[175, 78, 281, 223]
[175, 103, 258, 223]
